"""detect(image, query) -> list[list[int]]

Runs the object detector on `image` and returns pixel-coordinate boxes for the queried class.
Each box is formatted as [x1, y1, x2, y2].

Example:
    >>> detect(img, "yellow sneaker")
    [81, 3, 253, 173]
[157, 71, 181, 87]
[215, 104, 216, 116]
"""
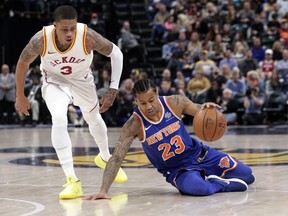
[59, 176, 83, 199]
[94, 154, 128, 183]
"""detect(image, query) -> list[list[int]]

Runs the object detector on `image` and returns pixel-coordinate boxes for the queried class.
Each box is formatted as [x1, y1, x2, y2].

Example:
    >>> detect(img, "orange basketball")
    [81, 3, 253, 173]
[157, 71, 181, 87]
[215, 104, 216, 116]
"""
[193, 107, 227, 142]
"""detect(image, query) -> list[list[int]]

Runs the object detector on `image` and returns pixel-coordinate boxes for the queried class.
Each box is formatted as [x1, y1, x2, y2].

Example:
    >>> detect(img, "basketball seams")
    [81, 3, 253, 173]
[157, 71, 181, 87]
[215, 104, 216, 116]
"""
[210, 108, 218, 141]
[202, 109, 208, 141]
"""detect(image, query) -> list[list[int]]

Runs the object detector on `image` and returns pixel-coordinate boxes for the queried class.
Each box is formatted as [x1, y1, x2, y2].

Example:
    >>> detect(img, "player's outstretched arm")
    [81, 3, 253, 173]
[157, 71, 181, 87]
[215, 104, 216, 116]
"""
[15, 31, 44, 116]
[86, 27, 123, 113]
[167, 95, 221, 118]
[85, 115, 141, 200]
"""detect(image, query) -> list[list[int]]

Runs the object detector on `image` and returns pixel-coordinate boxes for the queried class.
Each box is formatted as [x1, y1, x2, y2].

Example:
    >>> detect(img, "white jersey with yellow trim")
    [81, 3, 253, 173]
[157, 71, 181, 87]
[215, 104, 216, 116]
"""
[40, 23, 93, 84]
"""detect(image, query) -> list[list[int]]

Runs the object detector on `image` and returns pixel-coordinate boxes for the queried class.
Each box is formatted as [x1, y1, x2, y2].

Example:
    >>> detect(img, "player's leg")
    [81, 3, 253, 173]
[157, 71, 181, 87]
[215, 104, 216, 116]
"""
[43, 84, 82, 199]
[72, 79, 127, 183]
[201, 146, 255, 185]
[223, 159, 255, 185]
[81, 107, 110, 161]
[81, 107, 128, 183]
[174, 170, 247, 196]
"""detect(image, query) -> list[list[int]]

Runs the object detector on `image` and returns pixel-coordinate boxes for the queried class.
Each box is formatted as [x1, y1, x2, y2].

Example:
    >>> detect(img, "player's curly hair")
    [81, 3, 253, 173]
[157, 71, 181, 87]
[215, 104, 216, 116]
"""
[53, 5, 78, 22]
[132, 79, 157, 95]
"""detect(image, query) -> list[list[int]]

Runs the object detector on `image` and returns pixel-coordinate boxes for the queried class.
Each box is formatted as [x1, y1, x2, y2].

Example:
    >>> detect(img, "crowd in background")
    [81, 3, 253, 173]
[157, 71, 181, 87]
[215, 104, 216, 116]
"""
[0, 0, 288, 127]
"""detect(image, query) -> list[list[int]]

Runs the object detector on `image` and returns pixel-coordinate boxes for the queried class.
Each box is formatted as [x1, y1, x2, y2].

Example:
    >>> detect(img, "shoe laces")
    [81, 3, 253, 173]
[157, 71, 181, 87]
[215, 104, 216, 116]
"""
[63, 176, 76, 187]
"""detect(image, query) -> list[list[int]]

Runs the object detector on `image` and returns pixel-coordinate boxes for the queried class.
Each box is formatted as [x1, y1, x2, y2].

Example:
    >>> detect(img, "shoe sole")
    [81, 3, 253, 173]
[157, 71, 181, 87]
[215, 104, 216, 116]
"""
[207, 175, 248, 191]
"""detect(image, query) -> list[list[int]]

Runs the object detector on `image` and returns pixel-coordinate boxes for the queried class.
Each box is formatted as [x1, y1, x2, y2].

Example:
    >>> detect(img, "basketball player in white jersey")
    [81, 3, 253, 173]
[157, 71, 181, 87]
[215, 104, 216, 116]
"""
[15, 5, 127, 199]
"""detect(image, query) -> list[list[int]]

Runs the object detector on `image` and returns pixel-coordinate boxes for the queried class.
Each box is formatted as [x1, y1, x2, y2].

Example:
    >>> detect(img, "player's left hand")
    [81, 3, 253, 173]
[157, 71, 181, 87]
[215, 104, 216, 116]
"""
[201, 102, 222, 110]
[83, 193, 111, 200]
[99, 88, 118, 113]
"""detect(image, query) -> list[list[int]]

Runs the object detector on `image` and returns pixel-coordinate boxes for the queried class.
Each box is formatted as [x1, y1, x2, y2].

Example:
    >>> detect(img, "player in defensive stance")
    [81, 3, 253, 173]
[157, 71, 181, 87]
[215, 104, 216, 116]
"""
[15, 5, 127, 199]
[86, 79, 255, 199]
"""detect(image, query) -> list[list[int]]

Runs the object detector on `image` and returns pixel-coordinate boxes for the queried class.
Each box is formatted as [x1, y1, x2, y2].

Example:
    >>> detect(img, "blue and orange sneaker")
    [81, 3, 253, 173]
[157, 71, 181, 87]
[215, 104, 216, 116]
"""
[207, 175, 248, 192]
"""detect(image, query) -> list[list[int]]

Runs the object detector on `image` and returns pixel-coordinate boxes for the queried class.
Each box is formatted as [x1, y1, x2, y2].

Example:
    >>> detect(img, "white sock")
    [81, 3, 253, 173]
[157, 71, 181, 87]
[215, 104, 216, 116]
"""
[52, 125, 78, 181]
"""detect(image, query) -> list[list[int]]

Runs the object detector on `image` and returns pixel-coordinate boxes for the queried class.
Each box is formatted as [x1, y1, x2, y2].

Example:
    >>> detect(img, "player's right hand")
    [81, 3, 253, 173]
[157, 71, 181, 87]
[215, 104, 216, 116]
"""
[15, 96, 30, 116]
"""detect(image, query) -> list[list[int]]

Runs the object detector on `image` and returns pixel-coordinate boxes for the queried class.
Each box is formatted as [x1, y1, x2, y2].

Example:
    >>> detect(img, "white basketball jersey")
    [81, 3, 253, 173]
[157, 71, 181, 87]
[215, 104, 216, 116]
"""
[40, 23, 93, 85]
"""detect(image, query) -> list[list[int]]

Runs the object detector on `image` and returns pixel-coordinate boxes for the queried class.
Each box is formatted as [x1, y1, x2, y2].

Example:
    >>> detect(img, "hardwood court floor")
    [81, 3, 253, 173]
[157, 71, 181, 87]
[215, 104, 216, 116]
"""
[0, 124, 288, 216]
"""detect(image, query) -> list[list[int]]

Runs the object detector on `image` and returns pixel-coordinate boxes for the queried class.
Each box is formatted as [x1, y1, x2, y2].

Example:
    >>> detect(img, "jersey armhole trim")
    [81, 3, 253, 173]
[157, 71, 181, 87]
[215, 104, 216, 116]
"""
[83, 24, 89, 55]
[133, 112, 145, 142]
[163, 96, 181, 120]
[41, 27, 47, 57]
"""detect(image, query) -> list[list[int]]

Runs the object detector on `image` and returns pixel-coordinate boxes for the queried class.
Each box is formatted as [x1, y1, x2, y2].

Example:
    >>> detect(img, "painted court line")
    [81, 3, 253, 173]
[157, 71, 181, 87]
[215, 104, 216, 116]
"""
[0, 198, 45, 216]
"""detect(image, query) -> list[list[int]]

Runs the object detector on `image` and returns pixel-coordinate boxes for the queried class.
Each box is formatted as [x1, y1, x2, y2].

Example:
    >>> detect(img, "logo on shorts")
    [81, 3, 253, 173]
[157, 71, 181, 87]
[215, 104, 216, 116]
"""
[219, 156, 230, 168]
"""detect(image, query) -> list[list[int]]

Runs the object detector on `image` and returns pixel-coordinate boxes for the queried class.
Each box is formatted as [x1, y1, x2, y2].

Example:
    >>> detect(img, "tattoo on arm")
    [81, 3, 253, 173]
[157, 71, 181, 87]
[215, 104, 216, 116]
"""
[20, 31, 43, 63]
[86, 27, 112, 56]
[100, 115, 140, 193]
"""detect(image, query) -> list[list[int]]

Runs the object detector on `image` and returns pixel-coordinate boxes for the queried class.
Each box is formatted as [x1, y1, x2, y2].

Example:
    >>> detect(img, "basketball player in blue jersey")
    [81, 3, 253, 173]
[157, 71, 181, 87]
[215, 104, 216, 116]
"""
[86, 79, 255, 200]
[15, 5, 127, 199]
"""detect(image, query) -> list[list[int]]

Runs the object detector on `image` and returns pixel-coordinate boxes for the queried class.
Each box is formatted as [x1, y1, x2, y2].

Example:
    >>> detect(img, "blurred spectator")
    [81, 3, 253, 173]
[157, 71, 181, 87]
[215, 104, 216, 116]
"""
[0, 64, 16, 124]
[221, 23, 232, 47]
[68, 105, 85, 127]
[208, 34, 226, 64]
[115, 90, 134, 126]
[221, 64, 232, 80]
[233, 41, 246, 62]
[120, 78, 134, 102]
[275, 49, 288, 71]
[250, 13, 265, 38]
[138, 71, 149, 80]
[278, 18, 288, 48]
[155, 68, 174, 86]
[232, 31, 249, 51]
[243, 86, 265, 125]
[163, 15, 175, 42]
[158, 79, 175, 96]
[150, 3, 170, 44]
[272, 40, 283, 60]
[88, 12, 106, 37]
[130, 69, 140, 83]
[220, 88, 239, 125]
[265, 70, 283, 95]
[97, 68, 111, 90]
[205, 23, 221, 45]
[251, 37, 265, 62]
[195, 50, 216, 77]
[262, 0, 277, 17]
[246, 70, 265, 94]
[206, 80, 222, 104]
[187, 64, 211, 103]
[208, 66, 227, 89]
[238, 49, 259, 77]
[19, 75, 43, 126]
[174, 71, 189, 87]
[175, 51, 194, 79]
[259, 49, 276, 79]
[187, 32, 202, 59]
[167, 40, 188, 74]
[120, 21, 147, 65]
[267, 13, 281, 37]
[175, 79, 191, 98]
[219, 47, 238, 70]
[226, 67, 246, 96]
[234, 1, 255, 34]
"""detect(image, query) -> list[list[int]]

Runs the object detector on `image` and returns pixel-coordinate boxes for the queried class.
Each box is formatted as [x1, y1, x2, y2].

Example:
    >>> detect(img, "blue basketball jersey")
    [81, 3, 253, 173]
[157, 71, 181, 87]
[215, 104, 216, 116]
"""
[134, 96, 203, 180]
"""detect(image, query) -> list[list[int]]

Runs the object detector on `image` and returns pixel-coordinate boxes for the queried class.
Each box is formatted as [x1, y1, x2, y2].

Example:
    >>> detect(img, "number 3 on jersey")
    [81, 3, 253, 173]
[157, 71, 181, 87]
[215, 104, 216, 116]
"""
[158, 135, 185, 161]
[60, 66, 72, 75]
